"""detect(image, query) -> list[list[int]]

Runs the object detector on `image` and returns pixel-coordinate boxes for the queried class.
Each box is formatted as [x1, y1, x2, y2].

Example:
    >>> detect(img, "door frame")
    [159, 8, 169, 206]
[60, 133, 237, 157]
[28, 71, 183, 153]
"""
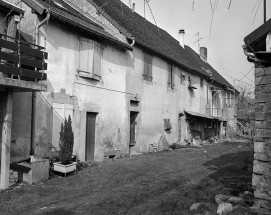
[79, 106, 100, 162]
[85, 112, 97, 161]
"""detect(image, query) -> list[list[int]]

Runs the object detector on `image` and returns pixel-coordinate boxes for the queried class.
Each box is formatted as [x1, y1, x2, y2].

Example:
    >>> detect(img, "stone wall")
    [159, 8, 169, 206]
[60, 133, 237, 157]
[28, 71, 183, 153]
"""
[253, 66, 271, 210]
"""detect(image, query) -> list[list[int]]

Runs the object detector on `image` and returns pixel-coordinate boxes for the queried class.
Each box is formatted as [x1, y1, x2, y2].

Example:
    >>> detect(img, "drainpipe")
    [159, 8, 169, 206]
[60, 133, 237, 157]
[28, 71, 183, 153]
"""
[128, 36, 135, 47]
[242, 45, 256, 63]
[30, 11, 50, 155]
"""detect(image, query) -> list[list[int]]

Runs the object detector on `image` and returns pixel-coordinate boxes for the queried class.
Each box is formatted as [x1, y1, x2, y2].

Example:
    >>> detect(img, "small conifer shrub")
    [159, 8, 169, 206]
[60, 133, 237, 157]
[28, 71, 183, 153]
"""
[59, 115, 74, 165]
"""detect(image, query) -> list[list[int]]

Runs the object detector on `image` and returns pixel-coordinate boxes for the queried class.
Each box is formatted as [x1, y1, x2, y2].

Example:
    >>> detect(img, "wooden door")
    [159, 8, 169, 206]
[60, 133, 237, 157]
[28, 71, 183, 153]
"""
[130, 112, 137, 145]
[178, 115, 183, 141]
[86, 112, 96, 161]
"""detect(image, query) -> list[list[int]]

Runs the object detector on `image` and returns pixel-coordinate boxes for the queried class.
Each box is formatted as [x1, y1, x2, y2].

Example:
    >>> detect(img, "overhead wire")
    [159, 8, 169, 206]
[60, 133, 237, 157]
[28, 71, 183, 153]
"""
[145, 0, 159, 32]
[252, 0, 260, 12]
[239, 66, 254, 82]
[209, 0, 215, 39]
[228, 0, 233, 9]
[252, 0, 262, 25]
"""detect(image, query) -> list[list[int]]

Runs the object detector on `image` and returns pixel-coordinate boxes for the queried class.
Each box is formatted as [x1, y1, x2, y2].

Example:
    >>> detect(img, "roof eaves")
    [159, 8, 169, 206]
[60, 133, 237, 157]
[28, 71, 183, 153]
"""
[1, 0, 25, 15]
[22, 0, 45, 15]
[49, 9, 133, 50]
[88, 0, 133, 40]
[22, 0, 132, 50]
[244, 18, 271, 46]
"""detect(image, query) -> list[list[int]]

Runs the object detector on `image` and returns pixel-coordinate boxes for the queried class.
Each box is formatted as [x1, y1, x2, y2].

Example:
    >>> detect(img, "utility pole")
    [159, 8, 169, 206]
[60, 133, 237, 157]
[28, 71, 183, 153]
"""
[264, 0, 266, 23]
[144, 0, 145, 18]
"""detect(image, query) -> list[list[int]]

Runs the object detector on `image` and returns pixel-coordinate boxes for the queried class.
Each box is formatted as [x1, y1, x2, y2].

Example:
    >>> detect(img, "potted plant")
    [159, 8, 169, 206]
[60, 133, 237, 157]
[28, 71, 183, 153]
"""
[53, 115, 77, 177]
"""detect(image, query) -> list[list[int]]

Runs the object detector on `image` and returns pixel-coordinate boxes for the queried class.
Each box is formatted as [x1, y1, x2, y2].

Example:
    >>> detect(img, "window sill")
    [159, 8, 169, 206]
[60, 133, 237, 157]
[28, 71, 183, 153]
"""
[77, 69, 101, 81]
[188, 85, 197, 90]
[142, 76, 153, 84]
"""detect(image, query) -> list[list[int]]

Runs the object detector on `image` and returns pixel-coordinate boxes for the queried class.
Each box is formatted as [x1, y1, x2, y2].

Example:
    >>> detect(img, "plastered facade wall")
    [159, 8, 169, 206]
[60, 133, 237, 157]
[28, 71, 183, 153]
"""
[5, 1, 236, 161]
[32, 18, 130, 161]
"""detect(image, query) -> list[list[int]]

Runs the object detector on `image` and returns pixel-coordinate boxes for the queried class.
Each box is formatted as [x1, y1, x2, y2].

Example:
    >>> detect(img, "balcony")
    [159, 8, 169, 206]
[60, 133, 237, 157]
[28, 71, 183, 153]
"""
[0, 34, 48, 92]
[206, 106, 227, 119]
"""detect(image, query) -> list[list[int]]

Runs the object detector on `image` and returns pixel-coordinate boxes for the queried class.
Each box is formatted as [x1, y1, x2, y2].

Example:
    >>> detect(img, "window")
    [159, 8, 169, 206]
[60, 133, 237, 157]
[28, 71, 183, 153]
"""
[167, 63, 175, 88]
[78, 38, 102, 80]
[200, 78, 203, 87]
[143, 53, 153, 81]
[225, 92, 231, 107]
[181, 74, 186, 84]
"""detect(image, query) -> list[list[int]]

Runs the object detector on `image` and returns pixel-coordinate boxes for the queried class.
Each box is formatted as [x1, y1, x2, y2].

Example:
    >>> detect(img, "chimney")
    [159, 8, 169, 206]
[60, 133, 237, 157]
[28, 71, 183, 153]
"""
[132, 3, 135, 12]
[179, 29, 185, 48]
[200, 47, 207, 62]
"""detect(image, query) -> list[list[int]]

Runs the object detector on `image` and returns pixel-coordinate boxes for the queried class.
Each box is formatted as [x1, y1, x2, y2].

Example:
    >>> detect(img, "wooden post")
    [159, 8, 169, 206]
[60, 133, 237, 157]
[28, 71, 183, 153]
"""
[1, 89, 13, 190]
[264, 0, 266, 23]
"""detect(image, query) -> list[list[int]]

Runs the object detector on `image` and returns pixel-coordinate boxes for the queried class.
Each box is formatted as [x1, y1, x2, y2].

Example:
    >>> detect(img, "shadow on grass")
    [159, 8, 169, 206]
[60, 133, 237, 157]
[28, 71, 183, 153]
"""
[80, 149, 254, 215]
[203, 150, 254, 195]
[146, 149, 254, 214]
[40, 208, 76, 215]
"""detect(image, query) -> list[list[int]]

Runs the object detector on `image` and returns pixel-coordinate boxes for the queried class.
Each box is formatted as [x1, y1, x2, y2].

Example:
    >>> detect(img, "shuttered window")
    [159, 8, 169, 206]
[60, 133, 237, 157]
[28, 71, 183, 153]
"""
[78, 38, 102, 80]
[167, 63, 175, 88]
[143, 53, 153, 81]
[93, 44, 102, 78]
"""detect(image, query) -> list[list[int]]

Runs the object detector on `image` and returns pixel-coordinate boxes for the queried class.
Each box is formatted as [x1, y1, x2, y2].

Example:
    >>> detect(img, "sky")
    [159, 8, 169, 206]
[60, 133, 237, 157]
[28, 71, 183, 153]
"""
[122, 0, 270, 90]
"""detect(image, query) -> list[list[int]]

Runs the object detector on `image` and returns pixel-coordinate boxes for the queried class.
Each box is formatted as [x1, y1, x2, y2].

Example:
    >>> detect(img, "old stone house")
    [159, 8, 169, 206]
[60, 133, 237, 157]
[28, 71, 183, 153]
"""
[1, 0, 237, 167]
[242, 17, 271, 212]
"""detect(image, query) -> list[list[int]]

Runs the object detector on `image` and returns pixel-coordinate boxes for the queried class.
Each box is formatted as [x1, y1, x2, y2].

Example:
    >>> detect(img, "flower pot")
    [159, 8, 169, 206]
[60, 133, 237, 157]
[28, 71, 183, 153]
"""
[53, 161, 77, 177]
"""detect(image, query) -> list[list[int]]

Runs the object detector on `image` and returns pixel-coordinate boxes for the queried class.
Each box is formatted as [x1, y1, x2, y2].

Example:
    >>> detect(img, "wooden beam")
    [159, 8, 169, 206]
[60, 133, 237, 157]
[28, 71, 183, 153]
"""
[0, 64, 47, 80]
[0, 51, 48, 70]
[1, 89, 13, 189]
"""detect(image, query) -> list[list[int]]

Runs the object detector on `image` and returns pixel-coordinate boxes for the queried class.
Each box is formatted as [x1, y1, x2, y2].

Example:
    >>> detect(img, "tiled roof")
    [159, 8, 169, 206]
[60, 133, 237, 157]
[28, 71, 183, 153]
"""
[22, 0, 132, 50]
[90, 0, 233, 88]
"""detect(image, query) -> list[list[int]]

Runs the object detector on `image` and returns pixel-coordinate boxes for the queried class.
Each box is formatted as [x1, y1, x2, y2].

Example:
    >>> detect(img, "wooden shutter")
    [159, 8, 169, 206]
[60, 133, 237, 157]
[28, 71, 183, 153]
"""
[147, 55, 152, 81]
[52, 103, 74, 150]
[167, 63, 171, 85]
[93, 44, 102, 78]
[143, 53, 148, 80]
[171, 65, 175, 88]
[79, 38, 94, 76]
[143, 53, 152, 81]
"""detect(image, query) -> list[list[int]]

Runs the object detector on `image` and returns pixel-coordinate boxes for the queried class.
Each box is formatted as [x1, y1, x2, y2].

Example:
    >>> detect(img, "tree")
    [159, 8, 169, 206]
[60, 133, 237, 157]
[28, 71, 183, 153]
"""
[236, 83, 255, 142]
[59, 115, 74, 165]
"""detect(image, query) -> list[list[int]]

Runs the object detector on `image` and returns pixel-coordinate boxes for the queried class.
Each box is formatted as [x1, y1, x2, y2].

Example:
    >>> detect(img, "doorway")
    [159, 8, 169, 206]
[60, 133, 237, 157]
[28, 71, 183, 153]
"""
[178, 113, 184, 141]
[130, 112, 138, 146]
[85, 112, 97, 161]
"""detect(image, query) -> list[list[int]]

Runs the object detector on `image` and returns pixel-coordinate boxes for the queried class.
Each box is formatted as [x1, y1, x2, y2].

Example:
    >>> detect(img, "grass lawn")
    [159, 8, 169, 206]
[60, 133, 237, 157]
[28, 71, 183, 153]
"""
[0, 141, 254, 215]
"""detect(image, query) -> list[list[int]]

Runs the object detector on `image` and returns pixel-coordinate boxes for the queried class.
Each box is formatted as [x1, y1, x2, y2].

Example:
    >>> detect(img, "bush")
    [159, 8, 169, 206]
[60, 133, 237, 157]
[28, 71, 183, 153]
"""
[59, 115, 74, 165]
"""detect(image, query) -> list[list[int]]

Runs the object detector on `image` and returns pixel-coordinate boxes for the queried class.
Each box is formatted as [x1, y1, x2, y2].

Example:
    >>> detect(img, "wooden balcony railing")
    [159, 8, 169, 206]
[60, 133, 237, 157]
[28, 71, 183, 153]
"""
[0, 33, 48, 82]
[206, 106, 227, 118]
